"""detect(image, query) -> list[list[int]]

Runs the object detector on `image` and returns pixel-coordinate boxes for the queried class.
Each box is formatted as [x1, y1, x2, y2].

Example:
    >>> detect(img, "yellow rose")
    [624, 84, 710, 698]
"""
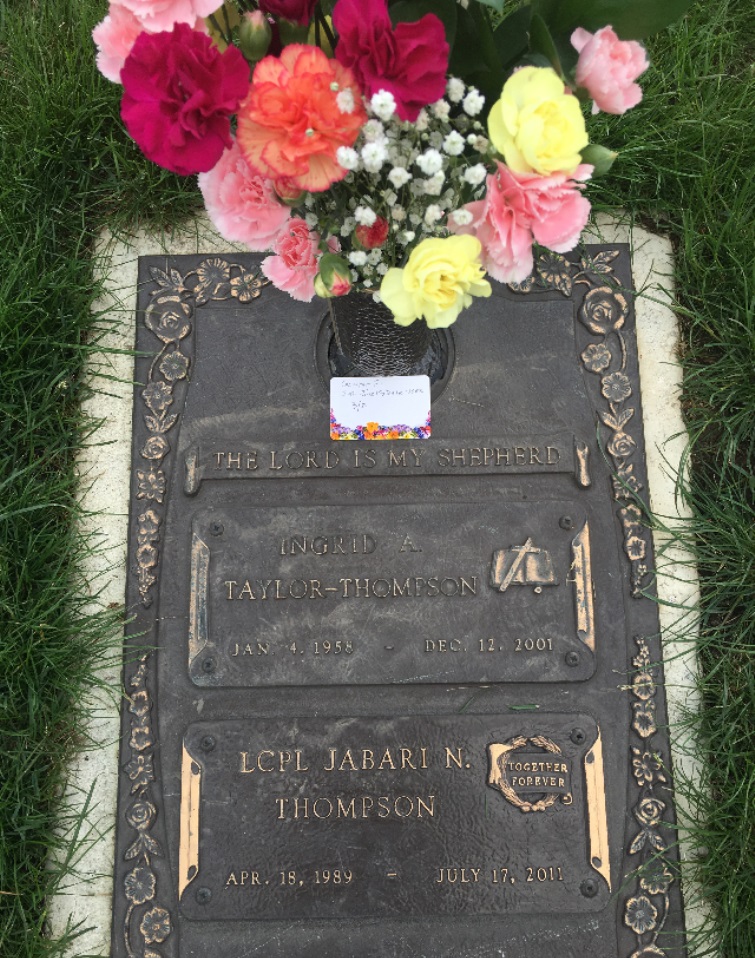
[488, 66, 588, 176]
[380, 236, 491, 328]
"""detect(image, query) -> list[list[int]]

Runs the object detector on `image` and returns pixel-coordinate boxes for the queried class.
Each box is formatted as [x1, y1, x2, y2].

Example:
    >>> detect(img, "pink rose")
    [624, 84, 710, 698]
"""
[333, 0, 449, 122]
[117, 0, 220, 32]
[121, 24, 250, 176]
[262, 219, 338, 302]
[259, 0, 317, 25]
[571, 26, 648, 115]
[198, 140, 291, 250]
[450, 162, 592, 283]
[93, 4, 144, 83]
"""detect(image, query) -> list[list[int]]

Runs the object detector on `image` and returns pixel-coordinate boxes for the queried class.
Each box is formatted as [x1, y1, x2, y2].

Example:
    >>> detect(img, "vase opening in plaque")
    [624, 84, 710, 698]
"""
[326, 294, 452, 383]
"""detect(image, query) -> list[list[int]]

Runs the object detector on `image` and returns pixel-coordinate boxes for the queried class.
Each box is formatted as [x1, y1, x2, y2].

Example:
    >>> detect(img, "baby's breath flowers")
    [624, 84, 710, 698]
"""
[300, 77, 493, 305]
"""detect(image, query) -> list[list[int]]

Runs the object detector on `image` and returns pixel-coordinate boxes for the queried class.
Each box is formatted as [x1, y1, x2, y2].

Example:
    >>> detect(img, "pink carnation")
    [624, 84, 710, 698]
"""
[333, 0, 448, 122]
[117, 0, 219, 32]
[93, 4, 145, 83]
[198, 140, 291, 250]
[262, 219, 338, 302]
[450, 162, 592, 284]
[525, 165, 592, 252]
[120, 24, 249, 176]
[571, 26, 648, 115]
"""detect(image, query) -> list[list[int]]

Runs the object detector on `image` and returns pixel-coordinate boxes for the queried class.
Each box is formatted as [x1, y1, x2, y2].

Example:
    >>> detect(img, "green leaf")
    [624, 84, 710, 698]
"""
[492, 5, 531, 71]
[473, 0, 505, 13]
[466, 0, 504, 78]
[580, 143, 619, 176]
[529, 13, 563, 76]
[531, 0, 560, 22]
[542, 0, 693, 41]
[450, 7, 484, 77]
[390, 0, 458, 46]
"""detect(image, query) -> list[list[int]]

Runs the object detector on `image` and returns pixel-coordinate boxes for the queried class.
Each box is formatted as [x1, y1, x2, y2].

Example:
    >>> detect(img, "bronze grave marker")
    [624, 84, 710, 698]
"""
[114, 248, 687, 958]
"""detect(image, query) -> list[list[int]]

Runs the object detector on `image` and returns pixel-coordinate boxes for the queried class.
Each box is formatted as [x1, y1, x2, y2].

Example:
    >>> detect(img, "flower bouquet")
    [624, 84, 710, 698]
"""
[94, 0, 690, 340]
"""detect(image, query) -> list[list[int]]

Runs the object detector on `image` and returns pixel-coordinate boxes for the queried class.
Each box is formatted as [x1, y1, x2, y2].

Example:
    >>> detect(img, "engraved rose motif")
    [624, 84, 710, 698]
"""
[139, 906, 172, 944]
[126, 798, 156, 831]
[635, 796, 666, 827]
[145, 301, 191, 343]
[624, 895, 658, 934]
[141, 436, 169, 461]
[124, 866, 156, 905]
[607, 430, 637, 458]
[581, 342, 611, 372]
[580, 285, 629, 334]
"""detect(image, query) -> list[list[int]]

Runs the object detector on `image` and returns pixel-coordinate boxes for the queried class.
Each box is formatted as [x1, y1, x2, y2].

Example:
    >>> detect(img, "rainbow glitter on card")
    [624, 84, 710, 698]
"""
[329, 376, 431, 441]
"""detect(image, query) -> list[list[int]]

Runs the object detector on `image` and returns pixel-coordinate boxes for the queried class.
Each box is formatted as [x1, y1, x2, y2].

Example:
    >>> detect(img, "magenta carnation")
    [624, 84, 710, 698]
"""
[259, 0, 317, 25]
[198, 140, 291, 250]
[333, 0, 449, 122]
[121, 24, 250, 176]
[450, 162, 592, 284]
[571, 26, 648, 115]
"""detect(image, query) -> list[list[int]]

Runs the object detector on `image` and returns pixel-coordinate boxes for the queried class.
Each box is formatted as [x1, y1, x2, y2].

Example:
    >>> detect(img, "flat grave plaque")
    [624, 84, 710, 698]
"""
[177, 715, 608, 921]
[114, 248, 687, 958]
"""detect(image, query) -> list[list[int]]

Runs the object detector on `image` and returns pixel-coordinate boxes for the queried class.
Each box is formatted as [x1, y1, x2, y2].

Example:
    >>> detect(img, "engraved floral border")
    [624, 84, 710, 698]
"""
[622, 637, 677, 957]
[123, 257, 268, 957]
[513, 253, 676, 956]
[134, 258, 269, 607]
[510, 249, 651, 597]
[121, 655, 172, 958]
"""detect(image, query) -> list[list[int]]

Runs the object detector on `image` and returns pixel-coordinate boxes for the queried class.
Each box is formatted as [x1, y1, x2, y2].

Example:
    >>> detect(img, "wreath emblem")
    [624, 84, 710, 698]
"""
[486, 736, 572, 813]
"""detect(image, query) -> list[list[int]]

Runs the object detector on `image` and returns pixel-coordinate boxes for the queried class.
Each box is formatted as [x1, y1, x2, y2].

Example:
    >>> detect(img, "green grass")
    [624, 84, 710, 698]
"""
[0, 2, 199, 955]
[587, 6, 755, 954]
[0, 1, 753, 956]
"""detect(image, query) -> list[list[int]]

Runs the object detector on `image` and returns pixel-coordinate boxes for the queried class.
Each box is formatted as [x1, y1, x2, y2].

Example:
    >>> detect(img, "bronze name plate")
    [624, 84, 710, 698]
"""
[188, 501, 600, 685]
[178, 714, 609, 921]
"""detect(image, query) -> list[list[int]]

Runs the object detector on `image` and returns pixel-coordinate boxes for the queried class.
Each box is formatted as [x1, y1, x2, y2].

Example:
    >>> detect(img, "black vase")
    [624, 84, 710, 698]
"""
[328, 295, 446, 380]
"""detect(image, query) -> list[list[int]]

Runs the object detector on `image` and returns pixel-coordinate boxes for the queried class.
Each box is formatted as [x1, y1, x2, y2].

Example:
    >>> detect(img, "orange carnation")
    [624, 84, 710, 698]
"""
[237, 44, 366, 193]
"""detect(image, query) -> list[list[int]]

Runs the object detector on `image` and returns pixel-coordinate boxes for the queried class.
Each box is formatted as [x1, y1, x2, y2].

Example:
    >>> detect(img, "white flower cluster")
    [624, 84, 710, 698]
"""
[305, 77, 491, 291]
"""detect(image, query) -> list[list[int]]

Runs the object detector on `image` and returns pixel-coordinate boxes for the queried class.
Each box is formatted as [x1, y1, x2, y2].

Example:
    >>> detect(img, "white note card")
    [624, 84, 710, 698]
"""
[329, 376, 431, 440]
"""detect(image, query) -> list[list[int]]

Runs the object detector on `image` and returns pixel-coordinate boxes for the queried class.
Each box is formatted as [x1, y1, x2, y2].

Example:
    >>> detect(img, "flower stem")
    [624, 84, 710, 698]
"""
[207, 12, 230, 45]
[315, 6, 335, 50]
